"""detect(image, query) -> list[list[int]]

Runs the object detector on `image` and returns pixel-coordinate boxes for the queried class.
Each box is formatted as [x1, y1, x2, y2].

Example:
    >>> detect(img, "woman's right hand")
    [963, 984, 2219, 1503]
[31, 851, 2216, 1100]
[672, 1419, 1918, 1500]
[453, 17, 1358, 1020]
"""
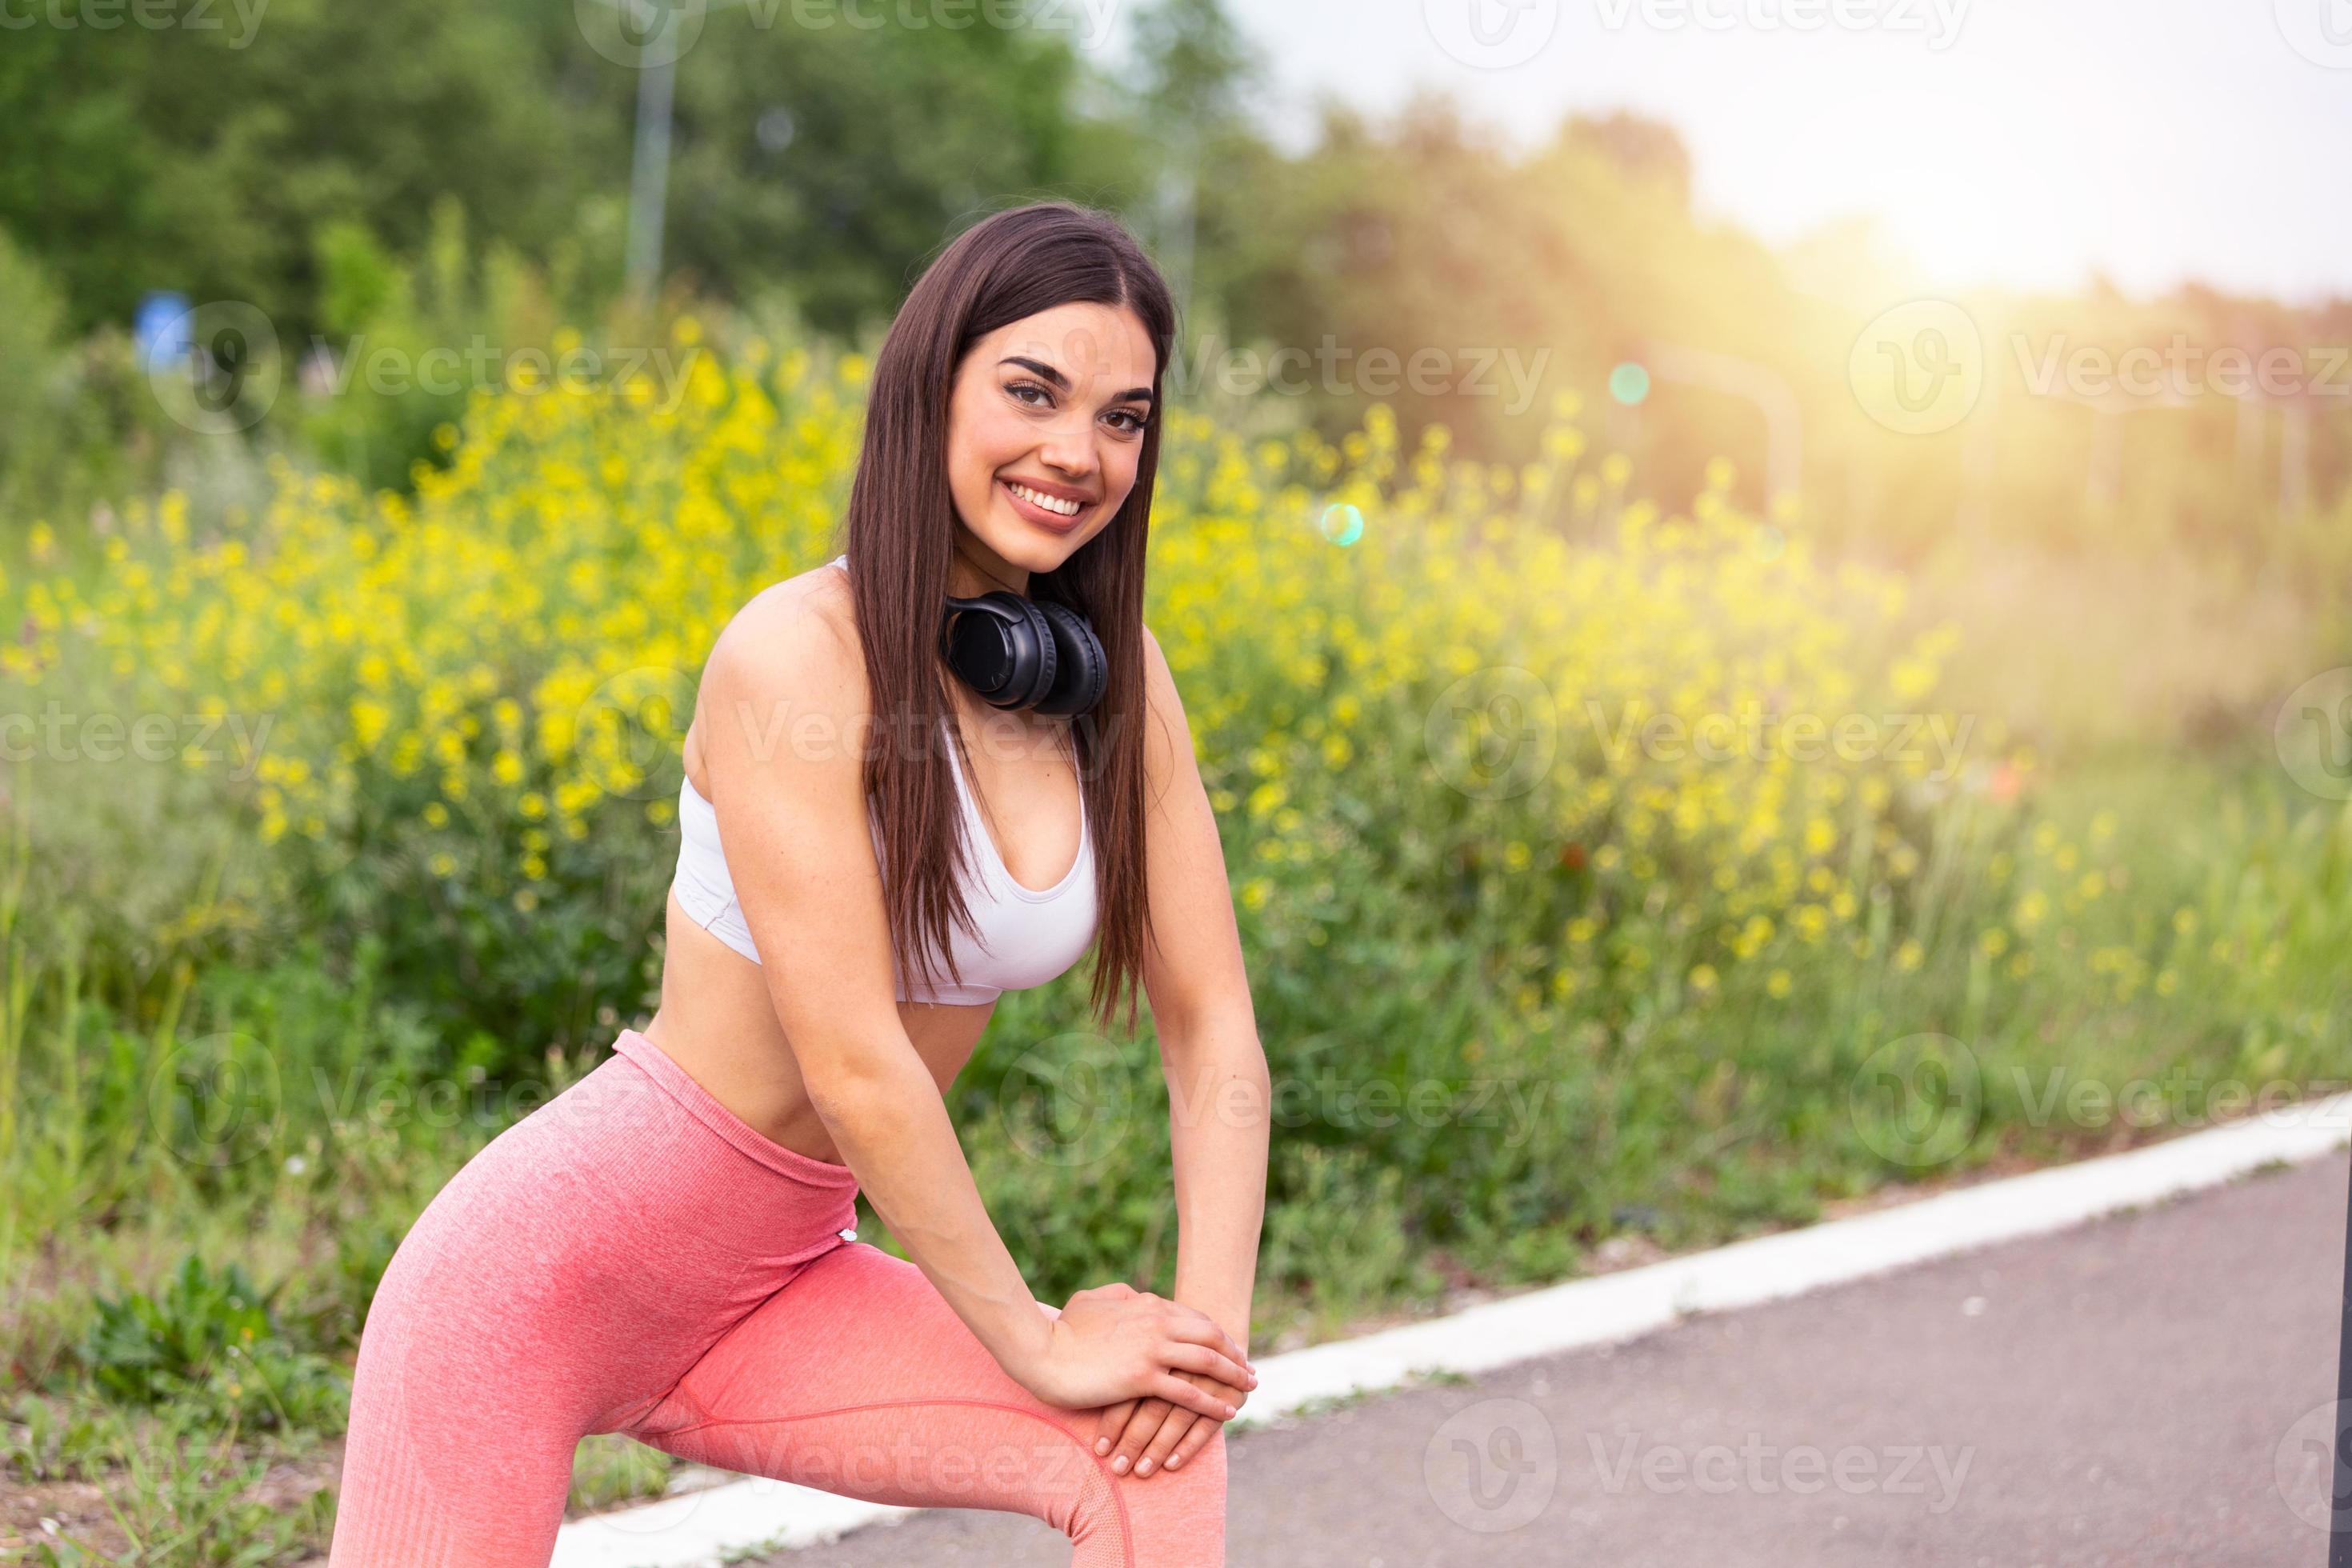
[1007, 1282, 1258, 1422]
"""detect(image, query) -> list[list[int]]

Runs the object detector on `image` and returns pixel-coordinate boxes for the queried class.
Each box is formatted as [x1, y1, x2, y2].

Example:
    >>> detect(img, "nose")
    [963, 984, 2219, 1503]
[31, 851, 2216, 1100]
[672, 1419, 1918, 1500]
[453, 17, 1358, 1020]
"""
[1034, 417, 1098, 484]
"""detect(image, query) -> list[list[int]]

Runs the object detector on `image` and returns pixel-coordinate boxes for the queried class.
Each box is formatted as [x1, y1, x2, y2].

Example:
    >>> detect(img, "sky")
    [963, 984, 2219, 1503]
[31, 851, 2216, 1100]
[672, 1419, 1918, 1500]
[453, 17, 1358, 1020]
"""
[1130, 0, 2352, 307]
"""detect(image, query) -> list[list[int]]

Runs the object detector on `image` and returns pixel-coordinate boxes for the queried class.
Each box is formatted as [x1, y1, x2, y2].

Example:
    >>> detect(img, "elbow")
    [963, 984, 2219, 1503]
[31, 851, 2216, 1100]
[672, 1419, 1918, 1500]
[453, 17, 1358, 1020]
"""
[770, 998, 917, 1126]
[1156, 1001, 1263, 1061]
[797, 1042, 920, 1134]
[800, 1063, 882, 1131]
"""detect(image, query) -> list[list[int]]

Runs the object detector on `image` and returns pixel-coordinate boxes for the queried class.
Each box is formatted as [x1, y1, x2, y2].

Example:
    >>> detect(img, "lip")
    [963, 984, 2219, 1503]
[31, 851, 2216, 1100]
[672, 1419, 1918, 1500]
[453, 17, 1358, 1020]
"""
[1000, 477, 1087, 534]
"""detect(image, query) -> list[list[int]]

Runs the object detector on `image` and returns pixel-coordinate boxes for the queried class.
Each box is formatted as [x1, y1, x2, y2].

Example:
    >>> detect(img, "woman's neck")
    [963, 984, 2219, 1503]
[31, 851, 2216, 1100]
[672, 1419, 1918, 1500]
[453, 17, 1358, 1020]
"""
[948, 535, 1028, 602]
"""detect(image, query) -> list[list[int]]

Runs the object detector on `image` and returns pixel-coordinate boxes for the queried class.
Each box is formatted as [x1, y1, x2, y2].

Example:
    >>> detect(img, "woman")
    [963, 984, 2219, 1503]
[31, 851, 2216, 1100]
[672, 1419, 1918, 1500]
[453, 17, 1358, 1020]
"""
[329, 202, 1273, 1567]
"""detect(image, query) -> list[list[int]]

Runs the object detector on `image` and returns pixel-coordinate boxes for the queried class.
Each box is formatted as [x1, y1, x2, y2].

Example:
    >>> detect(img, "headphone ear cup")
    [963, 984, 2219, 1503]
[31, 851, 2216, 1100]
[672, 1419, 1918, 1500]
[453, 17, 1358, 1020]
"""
[1031, 599, 1107, 717]
[1007, 595, 1058, 709]
[944, 593, 1058, 710]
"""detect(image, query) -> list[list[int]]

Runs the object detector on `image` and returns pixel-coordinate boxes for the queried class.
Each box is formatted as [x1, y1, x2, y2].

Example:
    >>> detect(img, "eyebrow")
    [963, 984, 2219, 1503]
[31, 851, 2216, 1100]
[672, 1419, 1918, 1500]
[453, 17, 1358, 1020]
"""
[1000, 356, 1154, 406]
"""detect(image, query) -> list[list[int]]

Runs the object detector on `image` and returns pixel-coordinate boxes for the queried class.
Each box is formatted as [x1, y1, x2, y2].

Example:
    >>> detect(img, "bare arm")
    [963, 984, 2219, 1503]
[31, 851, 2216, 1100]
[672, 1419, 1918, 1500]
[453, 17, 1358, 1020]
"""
[701, 587, 1254, 1420]
[699, 588, 1050, 1373]
[1135, 626, 1271, 1355]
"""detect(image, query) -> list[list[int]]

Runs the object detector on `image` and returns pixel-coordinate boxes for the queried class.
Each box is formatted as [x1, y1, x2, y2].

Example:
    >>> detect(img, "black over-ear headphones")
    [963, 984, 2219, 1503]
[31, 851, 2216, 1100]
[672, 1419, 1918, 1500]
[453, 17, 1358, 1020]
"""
[939, 580, 1109, 717]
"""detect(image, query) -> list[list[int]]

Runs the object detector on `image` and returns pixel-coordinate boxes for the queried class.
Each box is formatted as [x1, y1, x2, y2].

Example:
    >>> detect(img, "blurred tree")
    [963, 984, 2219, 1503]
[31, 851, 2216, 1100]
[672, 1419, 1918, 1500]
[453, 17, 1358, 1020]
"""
[0, 230, 69, 502]
[0, 0, 600, 342]
[1561, 110, 1693, 209]
[1121, 0, 1266, 317]
[651, 9, 1144, 338]
[1195, 92, 1806, 478]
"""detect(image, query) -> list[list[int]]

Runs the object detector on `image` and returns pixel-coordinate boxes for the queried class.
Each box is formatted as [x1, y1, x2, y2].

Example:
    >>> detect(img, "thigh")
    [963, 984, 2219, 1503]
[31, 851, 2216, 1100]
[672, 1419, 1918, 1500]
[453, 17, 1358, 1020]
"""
[328, 1202, 586, 1567]
[629, 1242, 1227, 1566]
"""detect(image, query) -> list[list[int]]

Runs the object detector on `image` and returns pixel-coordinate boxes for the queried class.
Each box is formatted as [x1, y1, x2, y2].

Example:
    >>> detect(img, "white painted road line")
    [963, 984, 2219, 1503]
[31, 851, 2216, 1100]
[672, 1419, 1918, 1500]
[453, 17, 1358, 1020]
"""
[553, 1092, 2352, 1567]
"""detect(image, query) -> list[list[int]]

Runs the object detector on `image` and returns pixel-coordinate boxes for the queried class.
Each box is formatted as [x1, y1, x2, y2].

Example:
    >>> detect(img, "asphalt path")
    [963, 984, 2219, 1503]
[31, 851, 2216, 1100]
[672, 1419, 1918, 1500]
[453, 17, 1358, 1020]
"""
[758, 1151, 2350, 1566]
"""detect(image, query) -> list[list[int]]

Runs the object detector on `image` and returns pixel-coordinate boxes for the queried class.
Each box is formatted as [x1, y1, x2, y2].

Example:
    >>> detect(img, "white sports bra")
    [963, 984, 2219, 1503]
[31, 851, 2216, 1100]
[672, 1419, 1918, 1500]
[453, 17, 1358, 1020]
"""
[669, 554, 1098, 1005]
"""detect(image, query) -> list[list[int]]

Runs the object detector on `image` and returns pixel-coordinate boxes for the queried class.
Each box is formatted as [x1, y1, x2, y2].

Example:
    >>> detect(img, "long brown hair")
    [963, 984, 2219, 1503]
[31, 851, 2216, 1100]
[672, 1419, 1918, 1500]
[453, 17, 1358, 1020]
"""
[838, 200, 1176, 1037]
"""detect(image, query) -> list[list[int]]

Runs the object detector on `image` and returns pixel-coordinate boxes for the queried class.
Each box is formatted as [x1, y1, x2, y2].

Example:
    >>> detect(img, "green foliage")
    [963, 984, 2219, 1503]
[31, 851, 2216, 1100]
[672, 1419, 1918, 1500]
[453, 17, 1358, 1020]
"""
[294, 199, 623, 492]
[0, 229, 69, 488]
[567, 1432, 678, 1516]
[80, 1256, 273, 1406]
[0, 0, 595, 342]
[75, 1255, 348, 1433]
[7, 1401, 336, 1565]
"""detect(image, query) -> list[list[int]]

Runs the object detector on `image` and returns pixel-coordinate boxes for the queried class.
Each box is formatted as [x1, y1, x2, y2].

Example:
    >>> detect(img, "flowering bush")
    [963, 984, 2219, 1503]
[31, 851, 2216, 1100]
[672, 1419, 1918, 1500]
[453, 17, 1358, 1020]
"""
[18, 316, 2346, 1312]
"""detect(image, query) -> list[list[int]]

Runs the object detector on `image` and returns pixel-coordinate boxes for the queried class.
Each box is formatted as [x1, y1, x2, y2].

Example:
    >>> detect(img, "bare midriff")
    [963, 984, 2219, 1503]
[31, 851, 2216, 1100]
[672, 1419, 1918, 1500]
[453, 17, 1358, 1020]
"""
[643, 886, 993, 1165]
[642, 677, 1082, 1166]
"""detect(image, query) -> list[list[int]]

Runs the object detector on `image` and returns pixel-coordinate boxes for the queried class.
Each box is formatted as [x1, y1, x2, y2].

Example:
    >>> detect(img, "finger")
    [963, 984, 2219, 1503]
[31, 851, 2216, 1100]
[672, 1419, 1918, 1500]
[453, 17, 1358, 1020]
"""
[1092, 1399, 1138, 1457]
[1154, 1370, 1241, 1423]
[1157, 1338, 1256, 1393]
[1159, 1309, 1254, 1378]
[1166, 1299, 1250, 1358]
[1132, 1409, 1195, 1478]
[1163, 1413, 1221, 1473]
[1108, 1398, 1170, 1476]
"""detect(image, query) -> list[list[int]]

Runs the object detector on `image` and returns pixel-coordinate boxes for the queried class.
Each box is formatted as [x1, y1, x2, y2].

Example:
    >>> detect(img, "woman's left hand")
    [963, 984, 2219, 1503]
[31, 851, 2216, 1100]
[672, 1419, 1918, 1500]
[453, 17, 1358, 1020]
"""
[1091, 1367, 1243, 1478]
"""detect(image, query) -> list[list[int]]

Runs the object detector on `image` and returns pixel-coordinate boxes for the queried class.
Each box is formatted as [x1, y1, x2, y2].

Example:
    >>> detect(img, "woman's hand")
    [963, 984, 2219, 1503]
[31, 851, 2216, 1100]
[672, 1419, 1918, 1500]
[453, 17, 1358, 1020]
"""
[1004, 1282, 1257, 1424]
[1090, 1367, 1242, 1478]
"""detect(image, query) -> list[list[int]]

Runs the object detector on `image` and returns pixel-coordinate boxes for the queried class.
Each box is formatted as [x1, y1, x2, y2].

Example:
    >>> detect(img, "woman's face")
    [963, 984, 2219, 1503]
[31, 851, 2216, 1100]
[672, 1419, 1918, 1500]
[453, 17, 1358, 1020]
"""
[944, 300, 1157, 584]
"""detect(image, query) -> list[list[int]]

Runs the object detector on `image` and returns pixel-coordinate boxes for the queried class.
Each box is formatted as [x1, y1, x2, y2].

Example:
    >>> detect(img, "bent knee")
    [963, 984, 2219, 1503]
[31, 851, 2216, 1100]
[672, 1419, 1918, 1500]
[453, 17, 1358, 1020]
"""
[1062, 1423, 1227, 1558]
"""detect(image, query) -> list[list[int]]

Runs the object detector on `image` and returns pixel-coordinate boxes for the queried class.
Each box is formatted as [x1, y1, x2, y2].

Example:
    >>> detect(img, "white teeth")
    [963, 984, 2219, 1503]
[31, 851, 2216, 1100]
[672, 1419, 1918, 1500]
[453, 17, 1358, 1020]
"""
[1009, 482, 1082, 517]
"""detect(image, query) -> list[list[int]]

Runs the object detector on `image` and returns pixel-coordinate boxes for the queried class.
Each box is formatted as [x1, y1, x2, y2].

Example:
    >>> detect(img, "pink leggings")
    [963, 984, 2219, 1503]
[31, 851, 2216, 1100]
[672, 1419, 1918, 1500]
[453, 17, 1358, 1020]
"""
[328, 1027, 1226, 1566]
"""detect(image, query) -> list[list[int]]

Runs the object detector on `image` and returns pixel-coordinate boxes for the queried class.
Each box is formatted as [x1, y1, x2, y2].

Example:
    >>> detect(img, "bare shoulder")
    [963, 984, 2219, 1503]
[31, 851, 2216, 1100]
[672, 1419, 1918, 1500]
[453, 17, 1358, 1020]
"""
[698, 560, 867, 774]
[1135, 622, 1194, 806]
[717, 554, 857, 672]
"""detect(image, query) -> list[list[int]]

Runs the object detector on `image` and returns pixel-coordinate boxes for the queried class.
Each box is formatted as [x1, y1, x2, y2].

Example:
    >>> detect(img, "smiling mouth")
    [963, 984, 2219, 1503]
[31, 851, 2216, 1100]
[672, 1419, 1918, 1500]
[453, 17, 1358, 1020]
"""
[1002, 478, 1088, 521]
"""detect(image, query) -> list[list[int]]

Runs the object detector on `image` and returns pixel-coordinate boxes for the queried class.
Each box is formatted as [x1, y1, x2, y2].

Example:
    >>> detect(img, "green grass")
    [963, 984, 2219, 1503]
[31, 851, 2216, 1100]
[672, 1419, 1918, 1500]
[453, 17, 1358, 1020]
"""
[4, 726, 2347, 1557]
